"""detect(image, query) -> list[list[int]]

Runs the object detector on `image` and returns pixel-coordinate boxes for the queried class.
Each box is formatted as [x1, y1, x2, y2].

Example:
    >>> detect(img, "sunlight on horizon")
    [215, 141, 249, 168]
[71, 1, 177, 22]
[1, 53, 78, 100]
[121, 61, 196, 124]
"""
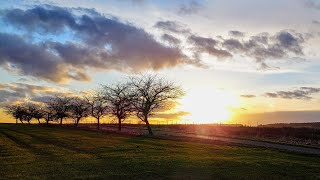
[180, 88, 240, 124]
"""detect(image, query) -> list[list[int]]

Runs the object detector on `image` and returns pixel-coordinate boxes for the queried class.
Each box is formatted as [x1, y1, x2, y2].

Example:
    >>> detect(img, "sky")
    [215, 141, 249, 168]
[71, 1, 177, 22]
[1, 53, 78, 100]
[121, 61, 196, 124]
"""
[0, 0, 320, 125]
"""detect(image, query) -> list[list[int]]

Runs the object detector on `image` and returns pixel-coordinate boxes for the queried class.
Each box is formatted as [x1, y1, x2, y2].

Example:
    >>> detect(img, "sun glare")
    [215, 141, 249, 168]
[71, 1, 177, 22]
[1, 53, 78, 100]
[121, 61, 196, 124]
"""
[180, 88, 239, 124]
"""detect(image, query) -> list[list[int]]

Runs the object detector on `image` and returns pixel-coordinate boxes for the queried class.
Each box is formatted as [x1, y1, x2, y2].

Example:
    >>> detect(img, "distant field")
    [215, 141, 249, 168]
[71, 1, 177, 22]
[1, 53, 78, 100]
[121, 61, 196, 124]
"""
[77, 123, 320, 148]
[1, 124, 320, 179]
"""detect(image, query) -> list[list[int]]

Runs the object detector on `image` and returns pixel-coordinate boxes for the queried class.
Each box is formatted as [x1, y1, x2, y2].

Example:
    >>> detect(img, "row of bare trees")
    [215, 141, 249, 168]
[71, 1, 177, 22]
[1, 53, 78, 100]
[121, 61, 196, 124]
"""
[5, 75, 184, 135]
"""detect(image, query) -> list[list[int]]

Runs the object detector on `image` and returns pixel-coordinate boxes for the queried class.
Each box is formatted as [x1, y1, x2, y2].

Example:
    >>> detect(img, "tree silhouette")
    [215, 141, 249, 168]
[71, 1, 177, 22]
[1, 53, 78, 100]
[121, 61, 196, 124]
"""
[47, 96, 71, 126]
[86, 92, 109, 130]
[101, 83, 133, 131]
[26, 103, 45, 124]
[43, 106, 55, 125]
[129, 74, 184, 135]
[5, 104, 25, 124]
[69, 97, 90, 127]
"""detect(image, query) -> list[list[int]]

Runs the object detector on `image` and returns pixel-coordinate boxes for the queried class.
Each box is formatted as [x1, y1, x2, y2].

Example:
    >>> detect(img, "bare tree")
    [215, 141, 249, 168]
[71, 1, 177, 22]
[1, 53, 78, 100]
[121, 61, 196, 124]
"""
[43, 107, 55, 125]
[47, 96, 71, 126]
[17, 104, 33, 124]
[69, 97, 90, 127]
[129, 74, 184, 135]
[101, 83, 133, 131]
[5, 104, 25, 124]
[86, 93, 109, 130]
[26, 103, 45, 124]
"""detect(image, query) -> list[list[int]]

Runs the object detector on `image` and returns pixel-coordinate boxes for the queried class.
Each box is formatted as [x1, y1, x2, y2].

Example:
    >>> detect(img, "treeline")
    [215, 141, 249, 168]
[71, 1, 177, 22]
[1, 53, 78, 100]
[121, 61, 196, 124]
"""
[5, 75, 184, 135]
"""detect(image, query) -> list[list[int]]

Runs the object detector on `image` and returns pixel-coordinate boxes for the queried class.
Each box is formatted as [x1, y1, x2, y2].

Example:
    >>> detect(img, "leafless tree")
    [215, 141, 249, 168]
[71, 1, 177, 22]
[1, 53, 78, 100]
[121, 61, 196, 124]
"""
[26, 103, 45, 124]
[47, 96, 71, 126]
[86, 92, 109, 130]
[43, 107, 55, 125]
[16, 104, 33, 124]
[4, 104, 26, 124]
[129, 74, 184, 135]
[101, 83, 133, 131]
[69, 97, 90, 127]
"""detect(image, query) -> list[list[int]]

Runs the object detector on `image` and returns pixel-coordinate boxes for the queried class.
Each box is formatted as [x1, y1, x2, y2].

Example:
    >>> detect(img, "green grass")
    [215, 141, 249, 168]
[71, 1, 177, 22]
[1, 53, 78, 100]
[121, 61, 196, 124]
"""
[0, 124, 320, 179]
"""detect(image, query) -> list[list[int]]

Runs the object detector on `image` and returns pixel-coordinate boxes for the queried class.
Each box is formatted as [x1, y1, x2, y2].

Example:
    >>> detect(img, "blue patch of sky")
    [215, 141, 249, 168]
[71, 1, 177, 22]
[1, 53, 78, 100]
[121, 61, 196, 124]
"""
[32, 28, 76, 44]
[0, 18, 77, 44]
[0, 68, 23, 83]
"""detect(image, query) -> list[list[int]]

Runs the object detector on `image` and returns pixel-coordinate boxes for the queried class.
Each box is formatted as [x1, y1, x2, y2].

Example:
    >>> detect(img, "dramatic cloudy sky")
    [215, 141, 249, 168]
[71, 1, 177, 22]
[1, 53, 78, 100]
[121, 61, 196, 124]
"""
[0, 0, 320, 125]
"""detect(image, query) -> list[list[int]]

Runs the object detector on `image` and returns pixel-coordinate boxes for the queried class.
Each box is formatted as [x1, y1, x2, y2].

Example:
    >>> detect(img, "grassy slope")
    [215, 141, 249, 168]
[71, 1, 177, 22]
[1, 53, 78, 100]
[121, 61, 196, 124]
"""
[0, 124, 319, 179]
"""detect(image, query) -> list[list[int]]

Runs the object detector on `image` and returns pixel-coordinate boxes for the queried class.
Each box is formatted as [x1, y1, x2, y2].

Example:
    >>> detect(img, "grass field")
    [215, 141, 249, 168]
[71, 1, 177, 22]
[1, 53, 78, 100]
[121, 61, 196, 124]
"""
[1, 124, 320, 179]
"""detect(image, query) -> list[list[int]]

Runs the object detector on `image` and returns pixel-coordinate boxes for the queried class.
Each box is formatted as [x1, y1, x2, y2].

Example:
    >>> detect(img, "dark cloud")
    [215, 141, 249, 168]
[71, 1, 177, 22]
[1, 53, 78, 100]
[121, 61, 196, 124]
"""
[0, 33, 83, 82]
[0, 83, 72, 106]
[312, 20, 320, 25]
[154, 21, 190, 34]
[222, 39, 245, 52]
[264, 87, 320, 100]
[304, 0, 320, 10]
[240, 94, 256, 98]
[1, 6, 76, 33]
[161, 34, 181, 45]
[222, 31, 306, 69]
[178, 0, 203, 15]
[155, 20, 309, 68]
[188, 35, 232, 59]
[0, 6, 198, 82]
[229, 30, 245, 37]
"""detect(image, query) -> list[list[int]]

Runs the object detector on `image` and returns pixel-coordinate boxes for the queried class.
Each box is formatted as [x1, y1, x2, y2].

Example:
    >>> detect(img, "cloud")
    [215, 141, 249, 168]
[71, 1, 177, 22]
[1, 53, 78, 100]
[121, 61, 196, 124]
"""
[0, 5, 197, 82]
[188, 35, 232, 59]
[154, 20, 310, 69]
[222, 31, 307, 69]
[222, 39, 245, 52]
[240, 94, 256, 98]
[229, 30, 245, 37]
[178, 0, 203, 15]
[304, 0, 320, 10]
[161, 33, 181, 45]
[264, 87, 320, 100]
[154, 20, 190, 34]
[313, 20, 320, 25]
[0, 83, 73, 106]
[0, 33, 94, 82]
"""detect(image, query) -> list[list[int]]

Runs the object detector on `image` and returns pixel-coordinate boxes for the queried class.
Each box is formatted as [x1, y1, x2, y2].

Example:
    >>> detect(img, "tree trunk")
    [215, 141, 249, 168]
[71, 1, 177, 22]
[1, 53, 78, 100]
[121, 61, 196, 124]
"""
[75, 118, 80, 127]
[97, 117, 100, 130]
[46, 114, 50, 125]
[118, 118, 122, 131]
[28, 121, 30, 125]
[20, 119, 24, 124]
[145, 118, 153, 135]
[37, 118, 41, 124]
[60, 117, 63, 126]
[16, 118, 18, 125]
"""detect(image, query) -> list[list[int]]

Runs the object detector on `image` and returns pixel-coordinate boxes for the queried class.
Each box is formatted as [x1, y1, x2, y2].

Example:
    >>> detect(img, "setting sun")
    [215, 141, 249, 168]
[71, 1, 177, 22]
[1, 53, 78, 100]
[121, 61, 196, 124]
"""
[180, 88, 239, 124]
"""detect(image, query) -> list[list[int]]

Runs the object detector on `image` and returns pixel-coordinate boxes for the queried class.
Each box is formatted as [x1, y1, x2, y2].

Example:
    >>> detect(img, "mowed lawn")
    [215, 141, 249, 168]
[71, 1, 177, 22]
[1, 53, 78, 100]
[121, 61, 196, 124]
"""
[0, 124, 320, 179]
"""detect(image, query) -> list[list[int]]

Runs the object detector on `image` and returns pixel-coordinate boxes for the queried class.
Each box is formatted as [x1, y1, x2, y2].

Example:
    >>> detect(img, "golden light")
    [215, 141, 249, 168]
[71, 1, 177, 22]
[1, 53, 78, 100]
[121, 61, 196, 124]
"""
[179, 88, 239, 124]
